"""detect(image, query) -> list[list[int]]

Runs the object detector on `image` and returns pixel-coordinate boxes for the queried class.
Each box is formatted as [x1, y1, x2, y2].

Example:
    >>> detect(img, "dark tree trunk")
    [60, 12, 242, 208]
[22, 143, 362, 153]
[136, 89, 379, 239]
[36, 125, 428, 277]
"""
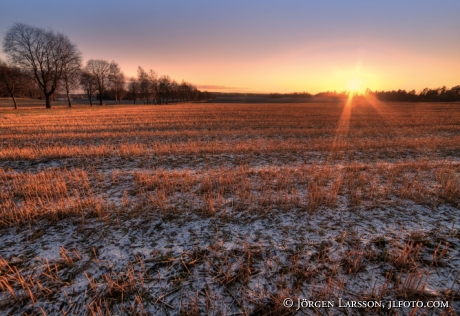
[45, 93, 52, 108]
[11, 93, 17, 109]
[87, 90, 93, 106]
[99, 93, 103, 105]
[66, 90, 72, 107]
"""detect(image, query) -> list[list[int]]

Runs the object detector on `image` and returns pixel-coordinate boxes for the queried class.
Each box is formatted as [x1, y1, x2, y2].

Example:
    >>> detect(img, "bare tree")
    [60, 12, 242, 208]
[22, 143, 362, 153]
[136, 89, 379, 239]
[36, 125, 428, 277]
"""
[138, 66, 150, 104]
[179, 80, 187, 102]
[148, 70, 158, 104]
[159, 75, 171, 104]
[3, 23, 81, 108]
[137, 67, 160, 105]
[80, 71, 98, 106]
[109, 62, 125, 104]
[60, 45, 82, 107]
[170, 80, 179, 103]
[112, 72, 126, 104]
[0, 59, 25, 109]
[179, 81, 195, 102]
[85, 59, 111, 105]
[127, 77, 139, 104]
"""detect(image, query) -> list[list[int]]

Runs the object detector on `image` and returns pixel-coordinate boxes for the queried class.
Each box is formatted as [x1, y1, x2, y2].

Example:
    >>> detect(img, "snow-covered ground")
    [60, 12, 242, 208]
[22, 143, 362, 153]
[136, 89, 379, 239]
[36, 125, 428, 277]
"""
[0, 103, 459, 315]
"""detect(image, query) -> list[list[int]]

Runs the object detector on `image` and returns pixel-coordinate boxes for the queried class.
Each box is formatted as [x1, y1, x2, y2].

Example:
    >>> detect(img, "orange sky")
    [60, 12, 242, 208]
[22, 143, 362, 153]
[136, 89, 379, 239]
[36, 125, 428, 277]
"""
[1, 1, 459, 93]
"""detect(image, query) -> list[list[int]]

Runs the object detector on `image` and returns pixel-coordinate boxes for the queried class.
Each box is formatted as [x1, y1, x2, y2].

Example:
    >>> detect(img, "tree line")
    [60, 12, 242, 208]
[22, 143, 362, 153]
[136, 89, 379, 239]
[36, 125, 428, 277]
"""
[313, 87, 460, 102]
[215, 89, 460, 103]
[0, 23, 214, 108]
[369, 87, 460, 102]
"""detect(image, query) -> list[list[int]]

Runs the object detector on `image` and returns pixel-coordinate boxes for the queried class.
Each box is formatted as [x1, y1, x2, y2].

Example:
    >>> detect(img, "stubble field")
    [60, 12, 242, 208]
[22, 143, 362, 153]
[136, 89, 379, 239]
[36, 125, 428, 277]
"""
[0, 100, 459, 315]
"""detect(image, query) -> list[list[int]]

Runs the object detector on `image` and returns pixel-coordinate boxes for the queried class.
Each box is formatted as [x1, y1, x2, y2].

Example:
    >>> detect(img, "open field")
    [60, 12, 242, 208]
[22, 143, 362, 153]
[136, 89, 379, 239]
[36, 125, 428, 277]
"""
[0, 100, 459, 315]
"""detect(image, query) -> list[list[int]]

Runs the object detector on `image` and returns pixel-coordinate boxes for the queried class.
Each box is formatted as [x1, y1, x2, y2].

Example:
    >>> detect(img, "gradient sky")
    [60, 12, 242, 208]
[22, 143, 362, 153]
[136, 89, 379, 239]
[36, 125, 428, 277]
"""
[1, 0, 459, 93]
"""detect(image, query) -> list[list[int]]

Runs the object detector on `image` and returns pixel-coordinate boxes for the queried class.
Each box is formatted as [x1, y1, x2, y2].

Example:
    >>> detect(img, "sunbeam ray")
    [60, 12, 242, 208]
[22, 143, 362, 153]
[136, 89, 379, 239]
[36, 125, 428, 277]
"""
[329, 94, 353, 159]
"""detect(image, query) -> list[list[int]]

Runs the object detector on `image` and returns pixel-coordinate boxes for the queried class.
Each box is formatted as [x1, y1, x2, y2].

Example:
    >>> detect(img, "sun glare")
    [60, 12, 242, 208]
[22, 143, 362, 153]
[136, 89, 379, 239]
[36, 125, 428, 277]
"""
[346, 78, 363, 94]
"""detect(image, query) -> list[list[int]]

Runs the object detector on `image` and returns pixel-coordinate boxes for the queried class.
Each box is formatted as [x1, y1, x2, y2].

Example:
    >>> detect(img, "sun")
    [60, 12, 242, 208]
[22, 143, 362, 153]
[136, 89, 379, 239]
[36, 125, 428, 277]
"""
[346, 78, 363, 94]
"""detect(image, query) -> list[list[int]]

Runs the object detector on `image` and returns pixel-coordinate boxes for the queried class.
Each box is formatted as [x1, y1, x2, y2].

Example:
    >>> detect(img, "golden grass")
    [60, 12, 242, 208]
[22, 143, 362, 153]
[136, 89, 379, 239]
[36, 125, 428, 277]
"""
[3, 159, 458, 227]
[0, 101, 459, 314]
[0, 103, 459, 161]
[0, 102, 459, 226]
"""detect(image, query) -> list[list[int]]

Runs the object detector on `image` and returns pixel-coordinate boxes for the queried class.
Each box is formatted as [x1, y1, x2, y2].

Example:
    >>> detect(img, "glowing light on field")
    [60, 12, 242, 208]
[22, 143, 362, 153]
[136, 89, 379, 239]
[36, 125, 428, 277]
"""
[329, 97, 353, 159]
[362, 93, 395, 129]
[329, 74, 365, 158]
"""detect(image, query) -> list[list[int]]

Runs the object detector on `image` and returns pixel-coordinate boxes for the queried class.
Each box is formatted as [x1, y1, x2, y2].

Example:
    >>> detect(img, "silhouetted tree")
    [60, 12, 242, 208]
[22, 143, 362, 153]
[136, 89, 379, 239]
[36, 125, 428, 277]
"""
[179, 81, 195, 102]
[60, 46, 82, 107]
[0, 59, 26, 109]
[159, 75, 172, 104]
[127, 77, 139, 104]
[80, 71, 98, 106]
[108, 62, 125, 104]
[170, 80, 179, 103]
[138, 67, 150, 104]
[85, 59, 111, 105]
[148, 70, 158, 104]
[3, 23, 82, 108]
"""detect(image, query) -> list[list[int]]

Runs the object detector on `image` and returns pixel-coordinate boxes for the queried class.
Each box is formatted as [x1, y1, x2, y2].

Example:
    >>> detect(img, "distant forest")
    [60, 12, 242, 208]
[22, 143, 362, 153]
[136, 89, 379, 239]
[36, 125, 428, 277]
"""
[315, 86, 460, 102]
[217, 86, 460, 103]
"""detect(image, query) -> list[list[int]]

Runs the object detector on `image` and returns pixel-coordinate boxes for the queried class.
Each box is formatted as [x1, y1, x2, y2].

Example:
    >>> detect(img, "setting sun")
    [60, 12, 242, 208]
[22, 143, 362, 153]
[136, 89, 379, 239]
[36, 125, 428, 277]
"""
[346, 78, 363, 94]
